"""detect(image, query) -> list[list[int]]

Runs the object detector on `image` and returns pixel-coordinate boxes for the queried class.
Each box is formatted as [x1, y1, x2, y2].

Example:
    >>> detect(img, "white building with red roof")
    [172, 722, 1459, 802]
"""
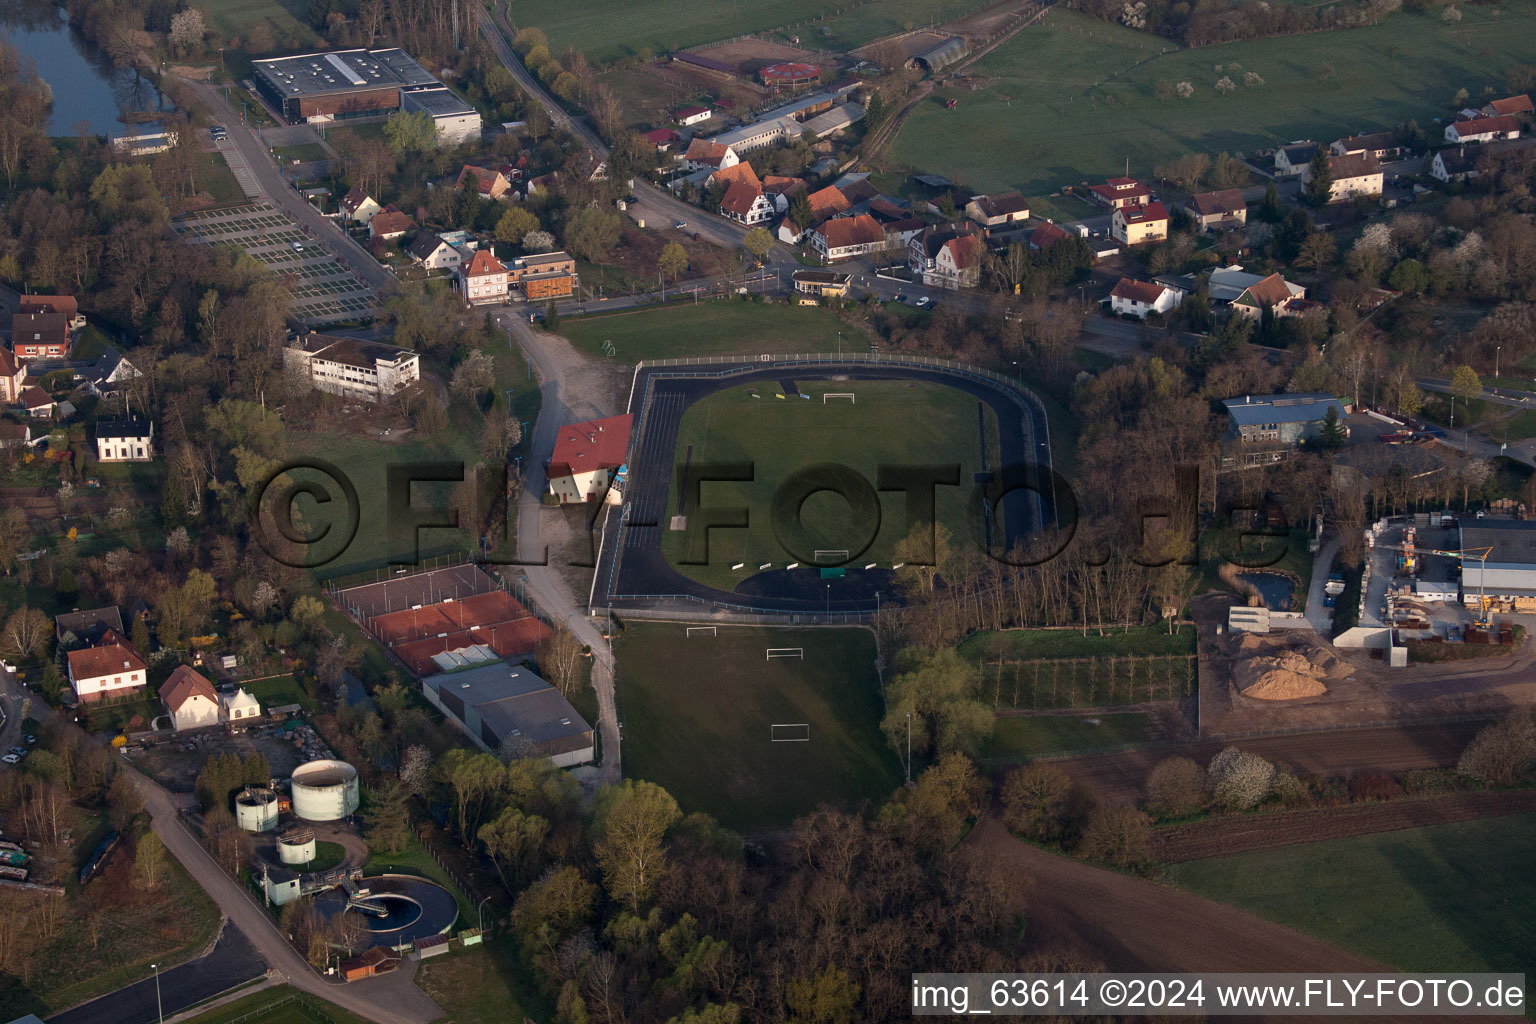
[683, 138, 738, 172]
[547, 414, 633, 504]
[1111, 201, 1169, 246]
[1444, 115, 1521, 144]
[67, 640, 147, 703]
[458, 249, 510, 305]
[810, 214, 886, 262]
[1087, 177, 1154, 209]
[160, 665, 221, 732]
[1109, 278, 1178, 319]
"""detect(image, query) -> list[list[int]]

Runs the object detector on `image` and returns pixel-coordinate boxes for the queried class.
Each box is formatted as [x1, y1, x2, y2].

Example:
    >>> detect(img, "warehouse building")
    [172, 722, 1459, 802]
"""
[400, 87, 483, 147]
[1458, 519, 1536, 608]
[421, 662, 594, 767]
[253, 48, 460, 127]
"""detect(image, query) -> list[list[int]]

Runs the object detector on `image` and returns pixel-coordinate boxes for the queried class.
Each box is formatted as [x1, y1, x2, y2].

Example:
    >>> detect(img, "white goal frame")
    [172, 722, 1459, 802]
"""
[686, 626, 717, 637]
[823, 393, 856, 404]
[765, 648, 804, 660]
[770, 723, 811, 742]
[814, 549, 849, 563]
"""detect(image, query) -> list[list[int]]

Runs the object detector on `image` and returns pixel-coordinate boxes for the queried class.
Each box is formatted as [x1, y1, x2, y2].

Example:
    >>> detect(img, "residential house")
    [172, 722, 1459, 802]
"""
[1274, 141, 1319, 176]
[17, 387, 56, 419]
[1223, 393, 1349, 445]
[721, 181, 775, 225]
[810, 214, 886, 262]
[95, 418, 154, 461]
[67, 640, 147, 703]
[908, 224, 984, 290]
[1429, 145, 1484, 183]
[84, 348, 141, 397]
[708, 161, 760, 191]
[642, 128, 679, 151]
[368, 206, 415, 241]
[547, 414, 632, 503]
[508, 252, 578, 300]
[807, 185, 850, 221]
[282, 333, 421, 402]
[762, 176, 807, 214]
[10, 312, 70, 361]
[55, 607, 125, 648]
[0, 420, 28, 451]
[867, 196, 909, 222]
[340, 187, 381, 224]
[1444, 116, 1521, 144]
[1109, 278, 1178, 320]
[407, 233, 467, 270]
[0, 348, 22, 404]
[160, 665, 222, 732]
[1330, 131, 1404, 160]
[1110, 201, 1168, 246]
[792, 270, 851, 304]
[18, 296, 84, 330]
[1087, 177, 1154, 209]
[1186, 189, 1247, 231]
[1303, 153, 1383, 202]
[1028, 222, 1071, 251]
[1482, 94, 1533, 118]
[965, 191, 1030, 227]
[420, 662, 594, 767]
[883, 217, 927, 247]
[456, 164, 511, 199]
[222, 688, 262, 726]
[682, 138, 738, 172]
[526, 172, 560, 196]
[673, 105, 712, 126]
[1229, 272, 1308, 319]
[458, 249, 510, 305]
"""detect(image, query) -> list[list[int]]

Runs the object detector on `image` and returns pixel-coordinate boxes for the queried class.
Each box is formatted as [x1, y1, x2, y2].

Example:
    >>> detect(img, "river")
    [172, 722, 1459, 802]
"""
[2, 0, 169, 136]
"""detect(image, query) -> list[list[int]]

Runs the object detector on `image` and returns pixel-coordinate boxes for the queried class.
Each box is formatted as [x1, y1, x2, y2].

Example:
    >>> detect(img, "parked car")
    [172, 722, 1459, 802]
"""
[914, 297, 932, 308]
[1, 754, 17, 766]
[291, 241, 305, 252]
[22, 735, 34, 745]
[893, 293, 907, 303]
[673, 220, 687, 229]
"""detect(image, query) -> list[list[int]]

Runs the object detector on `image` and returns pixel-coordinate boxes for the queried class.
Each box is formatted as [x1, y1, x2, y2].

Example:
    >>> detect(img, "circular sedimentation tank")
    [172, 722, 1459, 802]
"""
[234, 787, 280, 832]
[290, 759, 360, 821]
[278, 826, 318, 865]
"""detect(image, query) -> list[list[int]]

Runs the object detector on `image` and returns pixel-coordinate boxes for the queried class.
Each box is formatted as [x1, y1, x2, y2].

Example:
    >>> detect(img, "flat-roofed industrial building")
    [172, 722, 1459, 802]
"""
[253, 48, 442, 123]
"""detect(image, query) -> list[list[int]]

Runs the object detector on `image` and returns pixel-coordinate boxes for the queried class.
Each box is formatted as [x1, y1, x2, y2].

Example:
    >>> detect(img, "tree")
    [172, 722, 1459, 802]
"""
[742, 227, 772, 265]
[786, 964, 861, 1024]
[536, 624, 585, 697]
[1076, 805, 1152, 870]
[1000, 763, 1073, 842]
[788, 190, 814, 232]
[1456, 709, 1535, 786]
[479, 806, 549, 889]
[496, 206, 540, 244]
[135, 831, 168, 891]
[400, 745, 432, 796]
[108, 771, 145, 831]
[168, 8, 205, 55]
[0, 506, 28, 574]
[658, 241, 688, 286]
[1449, 364, 1482, 404]
[479, 406, 523, 463]
[1388, 257, 1430, 294]
[365, 780, 412, 855]
[591, 780, 680, 911]
[544, 301, 561, 332]
[1304, 149, 1333, 206]
[1316, 405, 1347, 450]
[1259, 180, 1281, 221]
[289, 595, 326, 634]
[1207, 747, 1275, 810]
[2, 607, 51, 659]
[450, 349, 496, 402]
[900, 752, 986, 853]
[1294, 230, 1337, 270]
[384, 109, 437, 155]
[1145, 757, 1205, 817]
[523, 229, 555, 252]
[564, 207, 622, 264]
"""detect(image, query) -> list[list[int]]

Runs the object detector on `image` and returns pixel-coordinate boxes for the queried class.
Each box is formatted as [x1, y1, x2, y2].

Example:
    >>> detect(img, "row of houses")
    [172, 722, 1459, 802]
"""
[1109, 264, 1315, 322]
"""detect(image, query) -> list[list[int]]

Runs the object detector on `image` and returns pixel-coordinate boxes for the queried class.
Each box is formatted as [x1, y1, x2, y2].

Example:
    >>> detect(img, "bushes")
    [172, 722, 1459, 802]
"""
[1270, 770, 1311, 809]
[1347, 771, 1404, 803]
[1145, 756, 1205, 818]
[1000, 764, 1074, 842]
[1207, 747, 1276, 811]
[1076, 805, 1152, 870]
[1400, 768, 1466, 796]
[1457, 710, 1536, 787]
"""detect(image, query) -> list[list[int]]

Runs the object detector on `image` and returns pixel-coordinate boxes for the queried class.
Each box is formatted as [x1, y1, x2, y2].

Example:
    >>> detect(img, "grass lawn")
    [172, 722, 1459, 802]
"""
[983, 712, 1154, 760]
[559, 299, 871, 362]
[199, 153, 248, 206]
[659, 379, 997, 592]
[289, 840, 345, 872]
[239, 674, 316, 712]
[507, 0, 992, 65]
[361, 831, 471, 923]
[614, 623, 900, 830]
[181, 986, 376, 1024]
[202, 0, 319, 48]
[1199, 524, 1314, 602]
[1499, 409, 1536, 440]
[890, 4, 1536, 194]
[960, 624, 1196, 661]
[83, 698, 162, 734]
[1164, 812, 1536, 979]
[415, 939, 552, 1024]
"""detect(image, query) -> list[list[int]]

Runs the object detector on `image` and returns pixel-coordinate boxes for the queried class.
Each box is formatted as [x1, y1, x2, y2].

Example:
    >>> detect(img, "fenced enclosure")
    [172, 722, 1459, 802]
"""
[978, 654, 1197, 709]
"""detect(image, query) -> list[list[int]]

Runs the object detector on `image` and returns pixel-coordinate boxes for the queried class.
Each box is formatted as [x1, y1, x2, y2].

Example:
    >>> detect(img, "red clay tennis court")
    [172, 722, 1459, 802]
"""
[391, 617, 552, 676]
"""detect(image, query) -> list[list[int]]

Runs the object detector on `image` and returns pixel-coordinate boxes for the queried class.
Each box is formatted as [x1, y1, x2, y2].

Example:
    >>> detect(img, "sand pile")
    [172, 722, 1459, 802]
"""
[1304, 647, 1356, 680]
[1233, 651, 1329, 700]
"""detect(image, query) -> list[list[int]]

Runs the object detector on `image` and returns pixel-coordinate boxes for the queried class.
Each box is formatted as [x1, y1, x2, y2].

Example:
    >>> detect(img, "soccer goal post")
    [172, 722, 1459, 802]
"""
[765, 648, 805, 660]
[822, 393, 855, 404]
[813, 549, 849, 563]
[686, 626, 717, 637]
[770, 723, 811, 742]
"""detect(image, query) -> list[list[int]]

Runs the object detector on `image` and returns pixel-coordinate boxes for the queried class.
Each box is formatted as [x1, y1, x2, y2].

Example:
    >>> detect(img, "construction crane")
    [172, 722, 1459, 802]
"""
[1373, 543, 1495, 626]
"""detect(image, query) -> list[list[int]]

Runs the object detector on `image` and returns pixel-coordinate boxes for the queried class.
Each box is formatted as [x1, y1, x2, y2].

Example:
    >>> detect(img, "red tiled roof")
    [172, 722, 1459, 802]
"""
[817, 214, 884, 250]
[1327, 153, 1382, 180]
[942, 234, 983, 269]
[370, 210, 416, 235]
[462, 250, 507, 278]
[1118, 201, 1168, 225]
[642, 128, 678, 146]
[1488, 95, 1533, 116]
[720, 181, 764, 217]
[549, 414, 632, 479]
[712, 162, 761, 190]
[456, 165, 507, 195]
[0, 347, 17, 378]
[68, 642, 146, 681]
[1030, 222, 1070, 249]
[673, 105, 710, 118]
[1106, 176, 1139, 188]
[762, 175, 806, 196]
[807, 185, 849, 219]
[1189, 189, 1246, 217]
[160, 665, 218, 713]
[1111, 278, 1168, 305]
[1237, 273, 1294, 308]
[684, 138, 732, 166]
[18, 295, 77, 320]
[971, 191, 1029, 218]
[18, 386, 52, 409]
[341, 187, 374, 213]
[1449, 115, 1520, 138]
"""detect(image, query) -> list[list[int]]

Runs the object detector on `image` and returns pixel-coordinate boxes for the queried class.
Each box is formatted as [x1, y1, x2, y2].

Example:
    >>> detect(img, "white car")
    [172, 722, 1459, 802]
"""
[914, 296, 932, 309]
[291, 241, 305, 252]
[1, 754, 17, 765]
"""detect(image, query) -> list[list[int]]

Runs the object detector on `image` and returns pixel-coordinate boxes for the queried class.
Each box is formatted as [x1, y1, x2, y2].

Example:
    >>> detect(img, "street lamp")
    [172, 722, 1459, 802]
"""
[151, 963, 163, 1024]
[1496, 345, 1502, 381]
[825, 583, 831, 619]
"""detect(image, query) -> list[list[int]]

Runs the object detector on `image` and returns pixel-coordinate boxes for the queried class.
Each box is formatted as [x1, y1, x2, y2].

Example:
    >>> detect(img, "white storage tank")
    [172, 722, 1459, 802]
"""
[234, 787, 280, 832]
[290, 759, 360, 821]
[278, 827, 317, 866]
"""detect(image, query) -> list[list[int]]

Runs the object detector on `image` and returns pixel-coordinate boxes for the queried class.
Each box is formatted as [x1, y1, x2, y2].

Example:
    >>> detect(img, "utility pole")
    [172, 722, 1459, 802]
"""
[904, 711, 913, 786]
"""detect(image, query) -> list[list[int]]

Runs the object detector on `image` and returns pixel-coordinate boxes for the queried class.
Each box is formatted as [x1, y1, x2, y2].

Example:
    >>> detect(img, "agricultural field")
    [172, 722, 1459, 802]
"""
[561, 299, 871, 362]
[983, 711, 1155, 759]
[503, 0, 993, 66]
[613, 623, 900, 830]
[201, 0, 319, 49]
[890, 4, 1536, 194]
[1164, 812, 1536, 979]
[658, 379, 997, 591]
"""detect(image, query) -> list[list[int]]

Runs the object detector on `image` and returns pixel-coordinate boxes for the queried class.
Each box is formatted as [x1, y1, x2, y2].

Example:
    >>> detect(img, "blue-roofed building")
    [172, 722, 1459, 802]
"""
[1222, 393, 1349, 446]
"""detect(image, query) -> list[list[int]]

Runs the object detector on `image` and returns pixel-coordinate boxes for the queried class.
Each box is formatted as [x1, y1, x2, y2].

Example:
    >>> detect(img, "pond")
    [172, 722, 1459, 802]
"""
[1240, 572, 1296, 611]
[4, 0, 170, 136]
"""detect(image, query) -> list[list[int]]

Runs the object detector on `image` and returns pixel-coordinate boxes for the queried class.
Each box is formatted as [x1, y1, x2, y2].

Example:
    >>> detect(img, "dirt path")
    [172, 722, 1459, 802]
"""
[1050, 721, 1487, 805]
[963, 813, 1521, 1024]
[1155, 789, 1536, 863]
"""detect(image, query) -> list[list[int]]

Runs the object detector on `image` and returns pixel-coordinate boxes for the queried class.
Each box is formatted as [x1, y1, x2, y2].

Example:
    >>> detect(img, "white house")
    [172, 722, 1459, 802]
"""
[458, 249, 510, 305]
[720, 182, 775, 225]
[547, 414, 632, 503]
[909, 225, 984, 290]
[1274, 141, 1319, 177]
[222, 687, 262, 726]
[283, 332, 421, 402]
[67, 641, 147, 703]
[1109, 278, 1178, 319]
[407, 232, 467, 270]
[965, 191, 1030, 227]
[810, 214, 887, 262]
[160, 665, 222, 732]
[1444, 115, 1521, 145]
[673, 105, 712, 127]
[1302, 153, 1383, 203]
[340, 188, 382, 224]
[682, 138, 738, 172]
[1429, 146, 1482, 183]
[95, 418, 153, 462]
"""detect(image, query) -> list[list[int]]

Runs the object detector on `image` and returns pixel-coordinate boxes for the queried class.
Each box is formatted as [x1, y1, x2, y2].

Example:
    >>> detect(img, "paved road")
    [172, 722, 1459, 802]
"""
[49, 923, 267, 1024]
[1303, 535, 1339, 633]
[127, 766, 442, 1024]
[183, 80, 393, 297]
